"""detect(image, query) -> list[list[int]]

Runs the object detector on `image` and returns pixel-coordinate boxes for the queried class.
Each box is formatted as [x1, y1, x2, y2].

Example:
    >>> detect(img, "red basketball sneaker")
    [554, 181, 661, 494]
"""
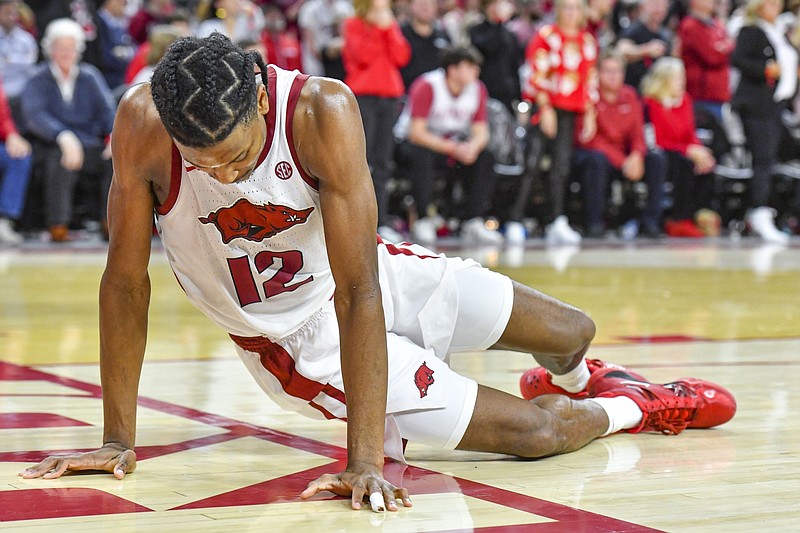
[519, 359, 647, 400]
[588, 368, 737, 434]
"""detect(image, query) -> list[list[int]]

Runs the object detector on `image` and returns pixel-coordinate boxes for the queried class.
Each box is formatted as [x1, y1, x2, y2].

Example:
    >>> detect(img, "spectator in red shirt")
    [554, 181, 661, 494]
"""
[676, 0, 734, 122]
[342, 0, 410, 242]
[525, 0, 598, 245]
[0, 78, 32, 246]
[573, 49, 667, 238]
[642, 57, 716, 238]
[394, 46, 503, 245]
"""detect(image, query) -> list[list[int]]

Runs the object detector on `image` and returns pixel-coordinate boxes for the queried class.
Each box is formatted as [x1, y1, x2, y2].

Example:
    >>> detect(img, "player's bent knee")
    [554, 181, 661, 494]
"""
[557, 309, 596, 355]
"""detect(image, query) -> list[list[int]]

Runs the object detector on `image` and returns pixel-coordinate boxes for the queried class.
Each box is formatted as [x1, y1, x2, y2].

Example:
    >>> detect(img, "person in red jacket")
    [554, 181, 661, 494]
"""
[573, 49, 667, 238]
[525, 0, 598, 245]
[676, 0, 734, 122]
[642, 57, 716, 238]
[343, 0, 410, 242]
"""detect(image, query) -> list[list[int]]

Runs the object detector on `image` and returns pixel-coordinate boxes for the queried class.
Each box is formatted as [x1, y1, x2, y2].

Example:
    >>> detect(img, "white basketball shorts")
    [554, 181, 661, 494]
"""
[231, 239, 514, 461]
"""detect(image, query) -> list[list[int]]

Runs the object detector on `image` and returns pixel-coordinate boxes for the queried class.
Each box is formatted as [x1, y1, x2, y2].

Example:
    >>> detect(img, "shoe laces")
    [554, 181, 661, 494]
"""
[642, 381, 698, 435]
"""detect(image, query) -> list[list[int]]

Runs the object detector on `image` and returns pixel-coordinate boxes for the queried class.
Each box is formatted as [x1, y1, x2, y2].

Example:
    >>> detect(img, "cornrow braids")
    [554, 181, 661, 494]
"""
[151, 32, 270, 148]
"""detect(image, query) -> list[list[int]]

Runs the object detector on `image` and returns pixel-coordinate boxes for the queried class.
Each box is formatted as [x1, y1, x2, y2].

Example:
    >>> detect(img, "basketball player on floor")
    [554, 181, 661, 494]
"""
[21, 34, 736, 512]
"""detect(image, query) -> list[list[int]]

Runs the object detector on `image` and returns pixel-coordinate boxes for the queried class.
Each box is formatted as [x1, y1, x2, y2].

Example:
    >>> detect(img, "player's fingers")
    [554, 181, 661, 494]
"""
[367, 480, 386, 512]
[351, 482, 367, 510]
[394, 486, 412, 507]
[114, 451, 136, 479]
[300, 474, 337, 499]
[381, 484, 397, 511]
[19, 456, 61, 478]
[42, 459, 71, 479]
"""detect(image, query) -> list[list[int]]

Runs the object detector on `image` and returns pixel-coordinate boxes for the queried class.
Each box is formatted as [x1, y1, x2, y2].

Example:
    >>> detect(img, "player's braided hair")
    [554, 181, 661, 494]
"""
[151, 32, 269, 148]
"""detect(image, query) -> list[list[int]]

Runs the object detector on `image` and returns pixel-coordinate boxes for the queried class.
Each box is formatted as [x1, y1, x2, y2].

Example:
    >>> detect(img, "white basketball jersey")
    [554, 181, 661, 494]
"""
[394, 68, 484, 141]
[155, 66, 335, 339]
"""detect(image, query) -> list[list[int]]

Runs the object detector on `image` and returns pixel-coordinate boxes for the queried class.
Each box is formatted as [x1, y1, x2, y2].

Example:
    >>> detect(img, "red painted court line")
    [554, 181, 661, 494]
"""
[0, 488, 153, 522]
[1, 360, 660, 532]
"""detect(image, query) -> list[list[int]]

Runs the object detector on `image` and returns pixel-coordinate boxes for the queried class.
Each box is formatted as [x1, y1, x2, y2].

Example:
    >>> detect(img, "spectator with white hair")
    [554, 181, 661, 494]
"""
[20, 18, 116, 242]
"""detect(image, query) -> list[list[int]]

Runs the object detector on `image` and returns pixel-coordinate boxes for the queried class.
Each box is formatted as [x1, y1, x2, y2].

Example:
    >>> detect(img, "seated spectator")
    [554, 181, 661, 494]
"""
[0, 79, 32, 246]
[468, 0, 522, 112]
[525, 0, 599, 245]
[130, 25, 183, 85]
[260, 4, 303, 72]
[677, 0, 734, 122]
[20, 19, 115, 242]
[616, 0, 671, 92]
[128, 0, 175, 44]
[731, 0, 795, 243]
[400, 0, 451, 90]
[574, 49, 667, 238]
[27, 0, 103, 67]
[343, 0, 410, 242]
[95, 0, 136, 91]
[394, 46, 503, 245]
[197, 0, 265, 42]
[641, 57, 716, 238]
[0, 0, 38, 102]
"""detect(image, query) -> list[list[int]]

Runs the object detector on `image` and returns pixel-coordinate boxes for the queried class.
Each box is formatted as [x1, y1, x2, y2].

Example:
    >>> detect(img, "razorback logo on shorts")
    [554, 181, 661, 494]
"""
[199, 198, 314, 244]
[414, 362, 435, 398]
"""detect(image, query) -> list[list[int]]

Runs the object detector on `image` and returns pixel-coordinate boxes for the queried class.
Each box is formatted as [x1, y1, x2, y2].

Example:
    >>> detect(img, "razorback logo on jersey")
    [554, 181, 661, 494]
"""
[414, 362, 435, 398]
[199, 198, 314, 244]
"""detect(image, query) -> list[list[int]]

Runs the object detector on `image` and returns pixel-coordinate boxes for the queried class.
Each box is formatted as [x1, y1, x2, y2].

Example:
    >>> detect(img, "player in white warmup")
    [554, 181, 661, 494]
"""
[21, 34, 735, 513]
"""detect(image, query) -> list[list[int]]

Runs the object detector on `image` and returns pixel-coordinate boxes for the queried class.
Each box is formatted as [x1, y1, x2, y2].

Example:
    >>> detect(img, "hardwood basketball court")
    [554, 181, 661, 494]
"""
[1, 238, 798, 531]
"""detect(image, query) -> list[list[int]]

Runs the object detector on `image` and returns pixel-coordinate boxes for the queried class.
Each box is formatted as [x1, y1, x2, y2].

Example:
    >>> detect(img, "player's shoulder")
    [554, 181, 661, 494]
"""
[116, 83, 172, 146]
[296, 75, 361, 133]
[113, 83, 174, 175]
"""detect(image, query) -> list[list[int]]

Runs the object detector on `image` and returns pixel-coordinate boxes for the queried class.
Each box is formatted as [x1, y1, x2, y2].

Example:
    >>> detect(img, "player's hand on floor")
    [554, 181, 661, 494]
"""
[300, 461, 412, 512]
[19, 443, 136, 480]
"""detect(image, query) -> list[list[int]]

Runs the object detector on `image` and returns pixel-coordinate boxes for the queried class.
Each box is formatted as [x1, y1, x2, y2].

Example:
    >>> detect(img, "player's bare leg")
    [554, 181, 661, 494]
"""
[492, 281, 595, 373]
[456, 386, 609, 457]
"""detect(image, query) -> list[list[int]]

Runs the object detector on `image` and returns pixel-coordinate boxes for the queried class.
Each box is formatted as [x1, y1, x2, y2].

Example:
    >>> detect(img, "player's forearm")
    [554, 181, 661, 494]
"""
[98, 270, 151, 449]
[335, 291, 388, 468]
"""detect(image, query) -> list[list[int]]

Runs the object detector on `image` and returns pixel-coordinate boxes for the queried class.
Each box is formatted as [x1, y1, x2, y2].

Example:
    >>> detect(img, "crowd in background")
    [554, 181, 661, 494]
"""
[0, 0, 799, 247]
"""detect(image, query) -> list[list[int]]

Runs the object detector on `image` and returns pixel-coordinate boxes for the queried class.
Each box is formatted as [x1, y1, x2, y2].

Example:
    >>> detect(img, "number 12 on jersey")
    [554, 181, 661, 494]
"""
[227, 250, 313, 307]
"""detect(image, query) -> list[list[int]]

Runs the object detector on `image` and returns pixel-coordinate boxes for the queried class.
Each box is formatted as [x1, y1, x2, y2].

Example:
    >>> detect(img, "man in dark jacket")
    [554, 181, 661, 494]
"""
[20, 18, 115, 241]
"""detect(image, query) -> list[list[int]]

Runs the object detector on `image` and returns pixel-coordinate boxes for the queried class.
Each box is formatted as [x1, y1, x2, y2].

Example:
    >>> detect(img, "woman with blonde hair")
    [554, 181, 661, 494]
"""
[342, 0, 410, 242]
[524, 0, 598, 245]
[641, 57, 716, 238]
[730, 0, 795, 243]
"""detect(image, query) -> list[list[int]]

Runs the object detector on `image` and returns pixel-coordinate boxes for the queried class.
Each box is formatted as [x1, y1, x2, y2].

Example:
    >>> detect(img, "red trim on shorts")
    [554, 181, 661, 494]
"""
[155, 144, 183, 216]
[376, 235, 439, 259]
[284, 73, 318, 190]
[230, 334, 345, 420]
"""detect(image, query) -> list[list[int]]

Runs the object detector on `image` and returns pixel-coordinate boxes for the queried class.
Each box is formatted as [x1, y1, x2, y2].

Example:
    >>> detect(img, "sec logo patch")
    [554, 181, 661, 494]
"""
[275, 161, 293, 180]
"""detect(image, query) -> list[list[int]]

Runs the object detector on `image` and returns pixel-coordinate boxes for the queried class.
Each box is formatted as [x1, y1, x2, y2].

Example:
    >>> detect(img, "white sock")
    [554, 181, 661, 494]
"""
[550, 359, 590, 393]
[586, 396, 643, 436]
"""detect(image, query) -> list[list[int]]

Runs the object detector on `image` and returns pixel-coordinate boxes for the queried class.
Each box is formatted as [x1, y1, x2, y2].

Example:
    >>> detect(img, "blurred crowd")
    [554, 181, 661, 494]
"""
[1, 0, 799, 246]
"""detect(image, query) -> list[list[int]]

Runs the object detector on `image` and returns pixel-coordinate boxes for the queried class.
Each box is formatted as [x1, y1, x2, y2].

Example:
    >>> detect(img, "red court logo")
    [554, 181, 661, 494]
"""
[414, 362, 435, 398]
[199, 198, 313, 244]
[275, 161, 293, 180]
